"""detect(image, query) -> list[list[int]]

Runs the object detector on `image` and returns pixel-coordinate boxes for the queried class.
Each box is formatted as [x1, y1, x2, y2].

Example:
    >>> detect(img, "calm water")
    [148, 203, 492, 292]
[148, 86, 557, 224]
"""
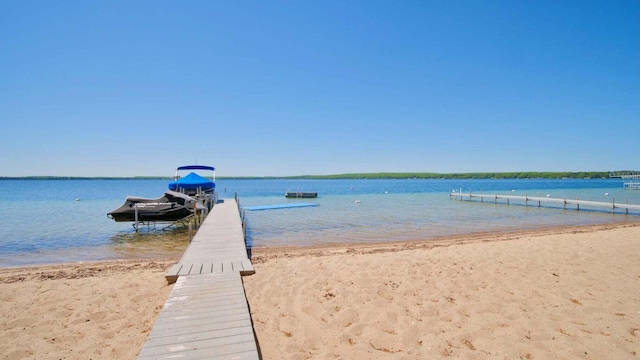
[0, 178, 638, 267]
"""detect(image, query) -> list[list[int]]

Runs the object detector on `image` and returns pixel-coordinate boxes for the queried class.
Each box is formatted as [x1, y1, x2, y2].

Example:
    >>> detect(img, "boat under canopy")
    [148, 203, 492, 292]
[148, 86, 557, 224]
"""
[168, 165, 215, 196]
[107, 190, 196, 222]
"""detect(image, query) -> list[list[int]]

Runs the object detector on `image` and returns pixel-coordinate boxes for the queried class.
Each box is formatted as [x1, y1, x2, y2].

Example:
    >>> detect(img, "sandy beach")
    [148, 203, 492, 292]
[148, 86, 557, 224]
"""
[1, 223, 639, 359]
[0, 260, 177, 360]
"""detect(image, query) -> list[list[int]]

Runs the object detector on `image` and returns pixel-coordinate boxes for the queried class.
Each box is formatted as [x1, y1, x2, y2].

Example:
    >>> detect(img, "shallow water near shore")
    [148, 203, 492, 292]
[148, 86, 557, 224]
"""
[0, 178, 638, 267]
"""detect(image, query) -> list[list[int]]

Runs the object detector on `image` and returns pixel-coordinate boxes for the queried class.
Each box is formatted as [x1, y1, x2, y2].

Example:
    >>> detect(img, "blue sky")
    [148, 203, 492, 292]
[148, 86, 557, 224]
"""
[1, 0, 638, 177]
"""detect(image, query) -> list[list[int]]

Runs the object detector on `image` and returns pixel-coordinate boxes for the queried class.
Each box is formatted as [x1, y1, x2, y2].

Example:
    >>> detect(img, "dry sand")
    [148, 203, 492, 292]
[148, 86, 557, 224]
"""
[0, 223, 639, 359]
[0, 260, 177, 360]
[244, 223, 640, 359]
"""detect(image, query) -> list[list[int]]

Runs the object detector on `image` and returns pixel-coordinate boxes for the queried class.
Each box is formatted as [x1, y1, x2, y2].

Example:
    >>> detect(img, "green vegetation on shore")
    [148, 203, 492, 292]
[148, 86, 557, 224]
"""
[292, 172, 614, 179]
[250, 171, 617, 180]
[2, 171, 632, 180]
[0, 176, 171, 180]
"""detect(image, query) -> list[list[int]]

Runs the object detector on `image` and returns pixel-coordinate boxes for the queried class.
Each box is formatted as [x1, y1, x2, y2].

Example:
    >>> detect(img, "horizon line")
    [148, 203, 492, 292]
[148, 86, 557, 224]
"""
[1, 170, 636, 180]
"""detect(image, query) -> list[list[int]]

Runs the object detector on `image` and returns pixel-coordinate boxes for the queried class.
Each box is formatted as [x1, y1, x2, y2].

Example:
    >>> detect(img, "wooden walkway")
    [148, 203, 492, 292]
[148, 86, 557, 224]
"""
[166, 199, 254, 284]
[138, 199, 259, 359]
[450, 192, 640, 214]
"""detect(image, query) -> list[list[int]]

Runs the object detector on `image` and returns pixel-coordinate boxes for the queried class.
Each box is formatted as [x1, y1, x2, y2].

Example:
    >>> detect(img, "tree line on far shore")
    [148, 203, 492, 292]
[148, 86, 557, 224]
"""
[3, 171, 631, 180]
[282, 171, 615, 180]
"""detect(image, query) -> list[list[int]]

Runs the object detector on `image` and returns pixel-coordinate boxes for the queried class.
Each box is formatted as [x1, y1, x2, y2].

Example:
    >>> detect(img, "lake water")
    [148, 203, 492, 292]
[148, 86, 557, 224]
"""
[0, 178, 638, 267]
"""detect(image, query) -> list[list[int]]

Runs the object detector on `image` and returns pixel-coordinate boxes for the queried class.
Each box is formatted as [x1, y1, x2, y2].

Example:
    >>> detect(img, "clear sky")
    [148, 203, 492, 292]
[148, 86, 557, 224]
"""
[1, 0, 638, 177]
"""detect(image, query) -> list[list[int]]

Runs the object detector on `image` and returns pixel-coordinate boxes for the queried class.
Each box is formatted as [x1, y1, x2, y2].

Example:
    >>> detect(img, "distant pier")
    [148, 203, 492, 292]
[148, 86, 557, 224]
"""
[610, 172, 640, 190]
[622, 175, 640, 190]
[450, 191, 640, 215]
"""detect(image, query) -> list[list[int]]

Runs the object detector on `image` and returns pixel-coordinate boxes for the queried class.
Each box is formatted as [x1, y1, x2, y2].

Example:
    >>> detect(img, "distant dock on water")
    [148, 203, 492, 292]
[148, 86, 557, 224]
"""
[610, 172, 640, 190]
[450, 191, 640, 215]
[285, 191, 318, 198]
[622, 175, 640, 190]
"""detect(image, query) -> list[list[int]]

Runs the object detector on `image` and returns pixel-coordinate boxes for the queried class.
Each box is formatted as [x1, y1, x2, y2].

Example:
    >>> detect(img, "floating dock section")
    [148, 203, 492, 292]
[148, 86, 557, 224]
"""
[138, 199, 259, 359]
[450, 191, 640, 215]
[285, 191, 318, 198]
[243, 203, 318, 211]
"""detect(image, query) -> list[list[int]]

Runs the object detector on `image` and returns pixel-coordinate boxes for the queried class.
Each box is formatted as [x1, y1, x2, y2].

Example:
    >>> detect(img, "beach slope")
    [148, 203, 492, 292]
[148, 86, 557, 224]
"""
[243, 224, 640, 359]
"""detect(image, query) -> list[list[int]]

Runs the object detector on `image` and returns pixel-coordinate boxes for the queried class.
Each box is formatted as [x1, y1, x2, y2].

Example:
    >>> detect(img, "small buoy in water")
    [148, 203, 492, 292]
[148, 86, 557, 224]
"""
[605, 193, 609, 196]
[75, 198, 80, 201]
[385, 191, 388, 194]
[546, 194, 551, 197]
[355, 200, 361, 204]
[512, 190, 515, 192]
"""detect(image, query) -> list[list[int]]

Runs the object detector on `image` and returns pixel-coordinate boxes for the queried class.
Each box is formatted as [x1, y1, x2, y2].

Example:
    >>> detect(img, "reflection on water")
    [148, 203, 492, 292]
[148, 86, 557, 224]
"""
[243, 190, 640, 248]
[108, 227, 190, 258]
[0, 228, 191, 268]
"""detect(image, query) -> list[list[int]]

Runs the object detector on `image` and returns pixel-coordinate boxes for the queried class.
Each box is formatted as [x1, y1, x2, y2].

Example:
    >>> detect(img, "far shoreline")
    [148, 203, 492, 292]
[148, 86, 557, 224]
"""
[0, 170, 632, 180]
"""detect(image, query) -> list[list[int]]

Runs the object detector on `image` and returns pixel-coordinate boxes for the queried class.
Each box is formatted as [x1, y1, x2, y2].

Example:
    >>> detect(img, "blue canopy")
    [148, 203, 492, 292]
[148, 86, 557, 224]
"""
[168, 172, 215, 191]
[176, 165, 215, 171]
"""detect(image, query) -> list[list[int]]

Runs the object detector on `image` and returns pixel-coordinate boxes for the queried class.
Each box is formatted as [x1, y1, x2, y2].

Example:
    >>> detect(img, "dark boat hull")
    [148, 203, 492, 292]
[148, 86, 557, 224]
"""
[107, 191, 196, 222]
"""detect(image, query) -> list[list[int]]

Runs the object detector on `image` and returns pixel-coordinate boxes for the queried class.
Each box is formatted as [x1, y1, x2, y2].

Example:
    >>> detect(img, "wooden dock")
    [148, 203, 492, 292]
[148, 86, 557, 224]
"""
[165, 199, 254, 284]
[138, 199, 259, 359]
[450, 191, 640, 214]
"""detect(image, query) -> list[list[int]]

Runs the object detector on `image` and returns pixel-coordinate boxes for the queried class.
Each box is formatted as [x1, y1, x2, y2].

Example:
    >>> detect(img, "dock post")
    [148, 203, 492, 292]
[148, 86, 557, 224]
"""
[612, 197, 615, 214]
[134, 204, 139, 232]
[242, 217, 247, 241]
